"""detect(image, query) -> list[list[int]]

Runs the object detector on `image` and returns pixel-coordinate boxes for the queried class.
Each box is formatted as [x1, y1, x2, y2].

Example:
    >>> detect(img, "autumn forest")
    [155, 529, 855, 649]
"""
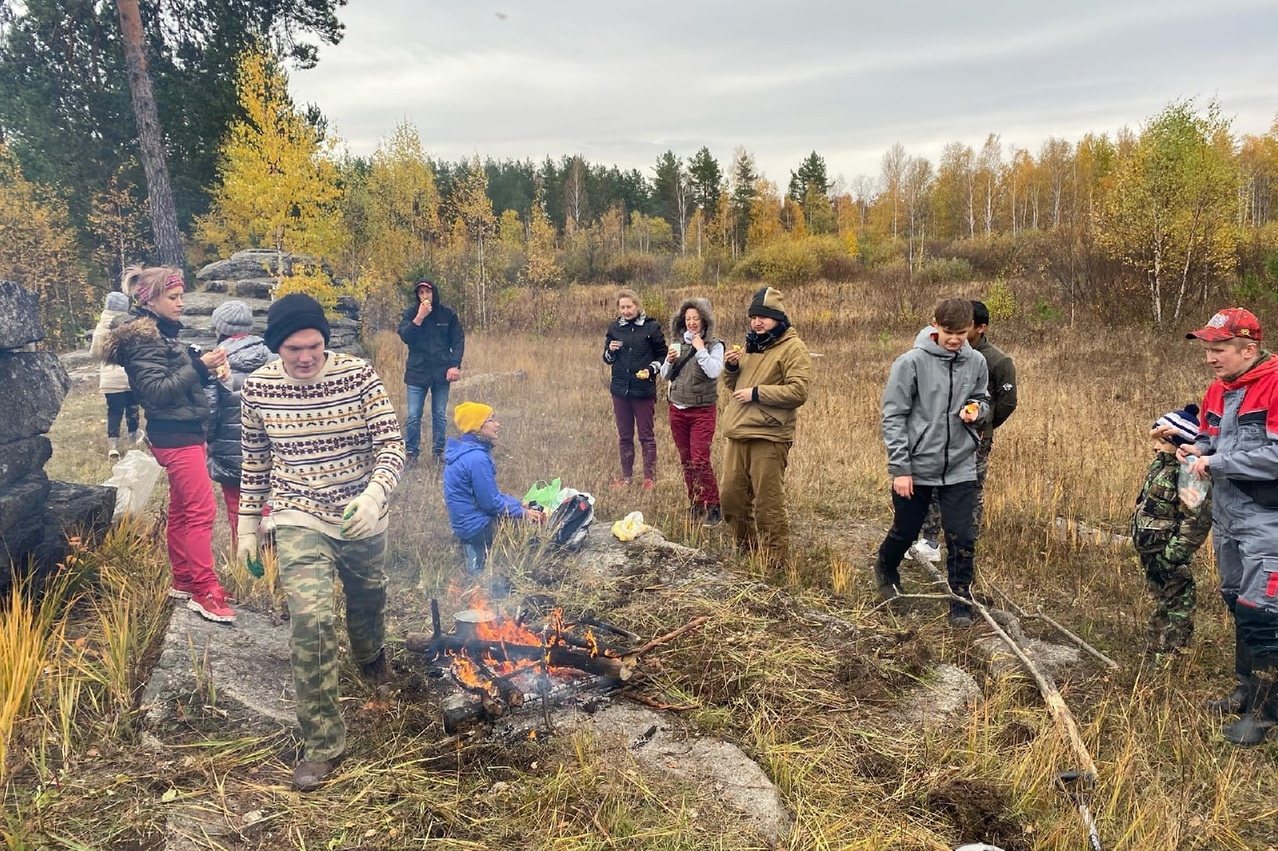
[0, 4, 1274, 347]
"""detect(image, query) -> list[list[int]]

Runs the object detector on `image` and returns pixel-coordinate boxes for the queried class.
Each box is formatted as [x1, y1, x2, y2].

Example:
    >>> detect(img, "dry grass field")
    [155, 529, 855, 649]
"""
[3, 277, 1277, 849]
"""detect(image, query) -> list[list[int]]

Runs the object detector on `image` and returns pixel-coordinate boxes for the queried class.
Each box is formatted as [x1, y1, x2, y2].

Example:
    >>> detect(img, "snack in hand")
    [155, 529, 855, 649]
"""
[731, 344, 743, 352]
[216, 364, 232, 382]
[636, 369, 650, 379]
[962, 402, 979, 418]
[1179, 486, 1205, 509]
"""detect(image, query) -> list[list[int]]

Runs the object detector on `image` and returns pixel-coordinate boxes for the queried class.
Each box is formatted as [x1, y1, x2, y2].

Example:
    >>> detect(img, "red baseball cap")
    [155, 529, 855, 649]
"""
[415, 279, 434, 292]
[1185, 307, 1263, 342]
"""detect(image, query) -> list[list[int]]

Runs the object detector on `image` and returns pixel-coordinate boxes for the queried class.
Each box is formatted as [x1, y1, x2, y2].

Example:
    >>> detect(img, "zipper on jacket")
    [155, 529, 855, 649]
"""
[942, 353, 956, 484]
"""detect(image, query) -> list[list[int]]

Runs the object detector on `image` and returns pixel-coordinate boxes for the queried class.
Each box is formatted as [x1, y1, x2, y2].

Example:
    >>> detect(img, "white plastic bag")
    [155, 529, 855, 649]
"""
[102, 449, 164, 520]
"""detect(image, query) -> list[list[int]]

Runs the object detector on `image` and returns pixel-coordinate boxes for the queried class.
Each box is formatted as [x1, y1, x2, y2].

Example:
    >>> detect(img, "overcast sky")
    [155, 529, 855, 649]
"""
[289, 0, 1278, 191]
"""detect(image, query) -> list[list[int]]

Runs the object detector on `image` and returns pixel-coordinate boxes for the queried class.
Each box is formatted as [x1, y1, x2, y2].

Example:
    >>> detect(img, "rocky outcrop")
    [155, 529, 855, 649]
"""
[0, 281, 113, 587]
[185, 250, 362, 355]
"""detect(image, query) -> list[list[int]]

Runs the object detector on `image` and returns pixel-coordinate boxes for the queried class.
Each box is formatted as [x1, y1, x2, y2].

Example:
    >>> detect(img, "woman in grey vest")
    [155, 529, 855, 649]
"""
[660, 298, 725, 525]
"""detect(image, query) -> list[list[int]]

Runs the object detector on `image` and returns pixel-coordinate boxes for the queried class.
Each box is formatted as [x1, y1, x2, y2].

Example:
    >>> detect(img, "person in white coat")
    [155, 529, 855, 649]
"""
[89, 290, 141, 460]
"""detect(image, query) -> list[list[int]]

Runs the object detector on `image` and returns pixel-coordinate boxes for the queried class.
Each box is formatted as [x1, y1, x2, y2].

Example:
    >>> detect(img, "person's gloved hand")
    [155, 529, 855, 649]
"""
[341, 491, 382, 539]
[237, 517, 263, 577]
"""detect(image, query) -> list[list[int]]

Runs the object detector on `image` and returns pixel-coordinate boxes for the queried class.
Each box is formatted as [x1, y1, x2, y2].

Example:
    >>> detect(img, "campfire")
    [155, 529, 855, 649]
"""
[403, 597, 706, 733]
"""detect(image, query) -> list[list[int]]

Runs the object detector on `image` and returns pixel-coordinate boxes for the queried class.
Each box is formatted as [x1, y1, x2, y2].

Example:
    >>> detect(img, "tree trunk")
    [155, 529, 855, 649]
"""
[116, 0, 183, 268]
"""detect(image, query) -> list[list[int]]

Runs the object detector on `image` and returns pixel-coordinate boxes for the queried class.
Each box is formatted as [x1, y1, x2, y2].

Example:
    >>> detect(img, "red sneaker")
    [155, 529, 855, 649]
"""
[187, 589, 236, 623]
[167, 582, 198, 600]
[641, 478, 655, 491]
[610, 477, 631, 490]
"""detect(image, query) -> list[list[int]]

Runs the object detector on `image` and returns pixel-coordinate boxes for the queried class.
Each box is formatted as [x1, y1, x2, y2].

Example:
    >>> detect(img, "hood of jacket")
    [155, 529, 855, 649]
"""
[1222, 351, 1276, 389]
[220, 334, 274, 373]
[102, 310, 177, 366]
[445, 433, 490, 465]
[913, 325, 978, 364]
[411, 286, 449, 310]
[670, 298, 716, 343]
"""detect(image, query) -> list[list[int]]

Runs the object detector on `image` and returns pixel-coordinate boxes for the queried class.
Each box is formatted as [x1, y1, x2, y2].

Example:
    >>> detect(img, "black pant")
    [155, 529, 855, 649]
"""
[104, 391, 139, 439]
[878, 480, 977, 593]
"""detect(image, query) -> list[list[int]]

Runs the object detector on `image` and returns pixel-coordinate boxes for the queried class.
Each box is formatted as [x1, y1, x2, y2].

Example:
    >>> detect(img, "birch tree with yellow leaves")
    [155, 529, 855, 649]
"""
[195, 45, 344, 302]
[1098, 100, 1238, 324]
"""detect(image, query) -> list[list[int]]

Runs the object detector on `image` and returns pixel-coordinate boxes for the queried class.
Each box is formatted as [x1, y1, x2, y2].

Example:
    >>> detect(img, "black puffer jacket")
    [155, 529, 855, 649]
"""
[602, 313, 667, 399]
[398, 292, 464, 386]
[204, 335, 274, 485]
[103, 308, 211, 447]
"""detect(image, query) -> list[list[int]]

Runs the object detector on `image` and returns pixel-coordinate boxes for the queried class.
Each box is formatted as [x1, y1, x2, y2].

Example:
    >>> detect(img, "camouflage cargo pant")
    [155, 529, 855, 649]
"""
[275, 525, 387, 762]
[921, 436, 991, 544]
[1138, 551, 1196, 652]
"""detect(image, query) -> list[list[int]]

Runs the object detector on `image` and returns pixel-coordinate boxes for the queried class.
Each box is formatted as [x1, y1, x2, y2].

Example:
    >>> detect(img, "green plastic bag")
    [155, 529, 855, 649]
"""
[523, 478, 562, 509]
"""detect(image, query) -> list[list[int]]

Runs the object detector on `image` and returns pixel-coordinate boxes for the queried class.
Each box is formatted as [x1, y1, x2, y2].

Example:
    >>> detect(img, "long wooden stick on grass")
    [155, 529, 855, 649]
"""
[909, 556, 1100, 778]
[990, 581, 1119, 670]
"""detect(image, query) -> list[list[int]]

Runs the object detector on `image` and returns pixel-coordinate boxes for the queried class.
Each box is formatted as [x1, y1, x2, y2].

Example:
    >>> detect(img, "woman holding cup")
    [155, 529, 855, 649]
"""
[602, 289, 667, 490]
[660, 298, 725, 524]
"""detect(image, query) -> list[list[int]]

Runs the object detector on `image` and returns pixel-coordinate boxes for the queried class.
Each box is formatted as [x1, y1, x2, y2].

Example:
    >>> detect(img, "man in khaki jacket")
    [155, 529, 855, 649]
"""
[720, 286, 811, 567]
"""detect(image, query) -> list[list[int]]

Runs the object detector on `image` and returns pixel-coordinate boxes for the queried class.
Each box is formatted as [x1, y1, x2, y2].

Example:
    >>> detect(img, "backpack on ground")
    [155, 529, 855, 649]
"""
[547, 492, 594, 551]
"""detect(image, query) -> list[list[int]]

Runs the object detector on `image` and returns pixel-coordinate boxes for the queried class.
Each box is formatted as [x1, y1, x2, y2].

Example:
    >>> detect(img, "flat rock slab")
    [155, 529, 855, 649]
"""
[974, 634, 1080, 680]
[900, 662, 983, 728]
[494, 701, 793, 845]
[142, 604, 296, 732]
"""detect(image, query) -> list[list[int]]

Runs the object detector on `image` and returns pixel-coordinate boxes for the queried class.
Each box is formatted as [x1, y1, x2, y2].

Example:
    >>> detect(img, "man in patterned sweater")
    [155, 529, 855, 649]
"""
[236, 293, 405, 791]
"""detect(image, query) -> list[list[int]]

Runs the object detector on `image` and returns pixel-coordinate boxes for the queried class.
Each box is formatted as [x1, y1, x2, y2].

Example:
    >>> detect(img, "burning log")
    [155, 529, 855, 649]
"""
[442, 674, 620, 734]
[403, 632, 635, 681]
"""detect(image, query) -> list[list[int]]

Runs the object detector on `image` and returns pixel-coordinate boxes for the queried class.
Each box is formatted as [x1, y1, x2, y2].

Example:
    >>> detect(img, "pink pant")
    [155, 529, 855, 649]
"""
[611, 395, 657, 480]
[669, 404, 719, 509]
[150, 444, 221, 594]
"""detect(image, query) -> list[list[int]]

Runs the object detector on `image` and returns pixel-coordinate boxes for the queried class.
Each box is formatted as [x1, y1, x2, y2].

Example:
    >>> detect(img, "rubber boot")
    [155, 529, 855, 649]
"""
[1222, 656, 1277, 747]
[1207, 618, 1254, 715]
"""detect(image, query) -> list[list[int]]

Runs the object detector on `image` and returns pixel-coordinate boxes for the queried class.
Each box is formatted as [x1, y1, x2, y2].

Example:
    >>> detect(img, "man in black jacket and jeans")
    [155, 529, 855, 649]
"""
[398, 279, 464, 465]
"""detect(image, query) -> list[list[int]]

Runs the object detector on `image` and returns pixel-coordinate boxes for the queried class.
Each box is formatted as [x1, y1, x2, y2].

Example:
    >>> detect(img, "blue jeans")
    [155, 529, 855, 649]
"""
[405, 380, 451, 457]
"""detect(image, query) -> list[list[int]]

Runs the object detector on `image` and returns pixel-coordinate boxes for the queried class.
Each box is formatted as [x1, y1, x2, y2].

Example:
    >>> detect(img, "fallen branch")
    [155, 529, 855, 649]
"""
[629, 616, 709, 657]
[908, 555, 1100, 779]
[990, 582, 1119, 670]
[621, 690, 698, 712]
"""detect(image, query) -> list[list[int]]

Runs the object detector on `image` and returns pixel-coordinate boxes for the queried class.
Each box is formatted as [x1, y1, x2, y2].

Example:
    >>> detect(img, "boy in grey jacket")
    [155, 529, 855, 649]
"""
[874, 298, 990, 625]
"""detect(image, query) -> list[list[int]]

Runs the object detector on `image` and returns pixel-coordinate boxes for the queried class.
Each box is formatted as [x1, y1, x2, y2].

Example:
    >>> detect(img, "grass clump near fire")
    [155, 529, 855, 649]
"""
[4, 278, 1276, 849]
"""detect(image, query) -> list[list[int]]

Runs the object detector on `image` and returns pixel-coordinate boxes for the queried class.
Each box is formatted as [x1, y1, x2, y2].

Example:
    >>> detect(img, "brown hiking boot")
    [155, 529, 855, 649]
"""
[292, 758, 339, 792]
[872, 557, 900, 601]
[359, 647, 392, 686]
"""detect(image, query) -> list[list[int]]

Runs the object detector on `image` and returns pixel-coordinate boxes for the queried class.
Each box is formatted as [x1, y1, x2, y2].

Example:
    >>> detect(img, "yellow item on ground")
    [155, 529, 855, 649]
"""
[611, 511, 650, 541]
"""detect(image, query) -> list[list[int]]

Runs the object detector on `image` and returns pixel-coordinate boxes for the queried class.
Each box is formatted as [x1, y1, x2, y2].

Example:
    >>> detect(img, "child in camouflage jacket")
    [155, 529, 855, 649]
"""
[1131, 403, 1213, 654]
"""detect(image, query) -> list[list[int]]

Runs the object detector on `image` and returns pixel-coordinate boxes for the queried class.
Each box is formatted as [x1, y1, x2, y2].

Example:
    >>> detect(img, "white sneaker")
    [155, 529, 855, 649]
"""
[909, 539, 942, 563]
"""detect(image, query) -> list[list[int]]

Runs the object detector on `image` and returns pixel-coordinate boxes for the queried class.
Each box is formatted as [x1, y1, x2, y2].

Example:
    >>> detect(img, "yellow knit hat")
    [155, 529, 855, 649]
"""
[454, 401, 493, 434]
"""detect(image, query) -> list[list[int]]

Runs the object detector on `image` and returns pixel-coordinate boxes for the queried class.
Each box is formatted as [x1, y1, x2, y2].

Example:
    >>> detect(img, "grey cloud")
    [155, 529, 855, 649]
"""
[295, 0, 1278, 185]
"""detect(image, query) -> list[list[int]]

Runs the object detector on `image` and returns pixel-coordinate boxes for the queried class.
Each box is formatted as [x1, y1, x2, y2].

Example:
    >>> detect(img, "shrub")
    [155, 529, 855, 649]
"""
[981, 277, 1017, 323]
[914, 257, 975, 286]
[732, 235, 854, 287]
[605, 252, 663, 286]
[946, 232, 1018, 277]
[671, 255, 706, 287]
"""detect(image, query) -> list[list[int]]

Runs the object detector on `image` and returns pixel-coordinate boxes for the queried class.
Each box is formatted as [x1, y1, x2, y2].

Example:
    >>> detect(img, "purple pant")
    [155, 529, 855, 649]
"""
[611, 395, 656, 480]
[669, 404, 719, 508]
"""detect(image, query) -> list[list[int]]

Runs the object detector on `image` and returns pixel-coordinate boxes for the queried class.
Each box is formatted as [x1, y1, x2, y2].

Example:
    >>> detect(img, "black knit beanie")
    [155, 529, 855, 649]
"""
[747, 286, 788, 323]
[264, 293, 331, 353]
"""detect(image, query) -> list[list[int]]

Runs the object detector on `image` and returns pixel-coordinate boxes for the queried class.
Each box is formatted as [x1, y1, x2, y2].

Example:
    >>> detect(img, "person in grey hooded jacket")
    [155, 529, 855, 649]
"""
[874, 298, 990, 625]
[204, 300, 275, 553]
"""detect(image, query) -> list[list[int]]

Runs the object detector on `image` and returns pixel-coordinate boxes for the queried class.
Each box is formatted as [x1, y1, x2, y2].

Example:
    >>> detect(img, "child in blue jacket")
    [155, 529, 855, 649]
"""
[442, 402, 546, 574]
